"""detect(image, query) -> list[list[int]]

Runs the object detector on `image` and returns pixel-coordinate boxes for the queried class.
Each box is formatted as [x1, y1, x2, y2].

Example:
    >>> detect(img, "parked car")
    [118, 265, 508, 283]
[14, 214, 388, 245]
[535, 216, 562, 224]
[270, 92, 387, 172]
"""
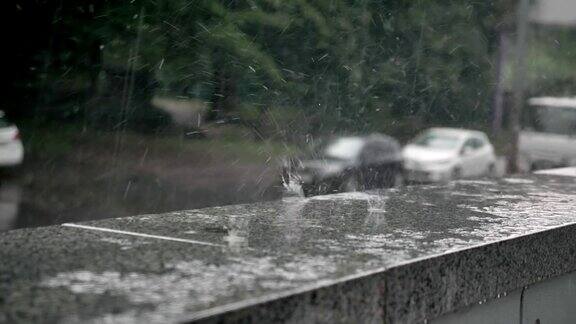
[282, 134, 404, 197]
[519, 97, 576, 171]
[0, 111, 24, 168]
[403, 128, 496, 182]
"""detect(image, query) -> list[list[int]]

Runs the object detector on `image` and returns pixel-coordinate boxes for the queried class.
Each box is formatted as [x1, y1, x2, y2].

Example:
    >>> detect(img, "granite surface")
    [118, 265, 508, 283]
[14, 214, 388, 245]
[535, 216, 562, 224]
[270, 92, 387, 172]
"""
[1, 174, 576, 323]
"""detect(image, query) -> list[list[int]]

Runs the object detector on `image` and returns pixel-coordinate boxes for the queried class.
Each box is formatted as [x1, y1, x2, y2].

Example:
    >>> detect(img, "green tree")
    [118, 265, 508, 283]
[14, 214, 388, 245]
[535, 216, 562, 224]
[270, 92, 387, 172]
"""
[10, 0, 505, 139]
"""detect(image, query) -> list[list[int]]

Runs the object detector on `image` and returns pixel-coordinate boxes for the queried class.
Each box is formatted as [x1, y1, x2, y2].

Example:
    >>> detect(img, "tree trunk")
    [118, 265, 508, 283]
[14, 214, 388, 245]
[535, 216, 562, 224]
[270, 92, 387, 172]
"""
[508, 0, 530, 174]
[209, 66, 238, 121]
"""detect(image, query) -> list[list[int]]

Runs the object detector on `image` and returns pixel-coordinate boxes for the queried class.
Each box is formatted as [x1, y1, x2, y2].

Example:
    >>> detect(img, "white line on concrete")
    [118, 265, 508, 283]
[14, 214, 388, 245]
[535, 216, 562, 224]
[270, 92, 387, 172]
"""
[62, 223, 224, 247]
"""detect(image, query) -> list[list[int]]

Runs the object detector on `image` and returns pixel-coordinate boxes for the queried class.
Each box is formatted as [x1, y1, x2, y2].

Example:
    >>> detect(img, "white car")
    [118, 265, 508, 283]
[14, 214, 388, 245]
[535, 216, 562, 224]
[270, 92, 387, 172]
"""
[0, 111, 24, 167]
[519, 97, 576, 171]
[403, 128, 496, 182]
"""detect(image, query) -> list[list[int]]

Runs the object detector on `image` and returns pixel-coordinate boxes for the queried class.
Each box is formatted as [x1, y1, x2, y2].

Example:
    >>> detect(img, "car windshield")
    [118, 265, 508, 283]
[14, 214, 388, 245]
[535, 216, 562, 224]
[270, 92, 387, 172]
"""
[530, 105, 576, 135]
[324, 137, 365, 161]
[413, 132, 461, 150]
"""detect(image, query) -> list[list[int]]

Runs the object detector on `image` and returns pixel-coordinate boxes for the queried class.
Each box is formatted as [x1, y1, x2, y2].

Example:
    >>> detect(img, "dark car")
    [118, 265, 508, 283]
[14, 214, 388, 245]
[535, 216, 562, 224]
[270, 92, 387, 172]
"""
[282, 134, 404, 197]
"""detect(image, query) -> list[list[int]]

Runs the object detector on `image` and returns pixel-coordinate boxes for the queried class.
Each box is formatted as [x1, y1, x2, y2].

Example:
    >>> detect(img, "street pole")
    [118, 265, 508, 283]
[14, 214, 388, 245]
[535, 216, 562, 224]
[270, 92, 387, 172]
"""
[508, 0, 530, 173]
[492, 32, 509, 136]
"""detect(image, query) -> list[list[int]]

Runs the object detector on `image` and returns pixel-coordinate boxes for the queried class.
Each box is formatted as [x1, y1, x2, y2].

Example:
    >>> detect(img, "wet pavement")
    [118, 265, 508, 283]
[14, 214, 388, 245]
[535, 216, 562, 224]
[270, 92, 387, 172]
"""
[0, 163, 282, 232]
[2, 173, 576, 323]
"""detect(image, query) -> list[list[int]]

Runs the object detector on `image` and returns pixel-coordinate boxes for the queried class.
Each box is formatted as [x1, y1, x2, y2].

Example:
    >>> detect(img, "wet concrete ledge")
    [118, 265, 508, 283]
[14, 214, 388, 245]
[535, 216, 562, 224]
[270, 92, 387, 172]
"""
[1, 174, 576, 323]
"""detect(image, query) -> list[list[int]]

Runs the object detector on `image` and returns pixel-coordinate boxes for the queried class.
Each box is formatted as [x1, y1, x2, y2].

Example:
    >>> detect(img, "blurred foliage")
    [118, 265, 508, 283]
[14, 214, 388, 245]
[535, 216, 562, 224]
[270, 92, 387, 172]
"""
[525, 27, 576, 96]
[7, 0, 505, 138]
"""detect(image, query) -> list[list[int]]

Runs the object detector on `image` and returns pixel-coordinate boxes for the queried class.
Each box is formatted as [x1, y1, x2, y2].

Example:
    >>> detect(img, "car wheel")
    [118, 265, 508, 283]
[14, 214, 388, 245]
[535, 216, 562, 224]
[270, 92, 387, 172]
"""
[342, 175, 361, 192]
[517, 155, 532, 173]
[390, 172, 405, 188]
[380, 169, 403, 188]
[302, 184, 315, 197]
[486, 163, 496, 177]
[451, 167, 462, 180]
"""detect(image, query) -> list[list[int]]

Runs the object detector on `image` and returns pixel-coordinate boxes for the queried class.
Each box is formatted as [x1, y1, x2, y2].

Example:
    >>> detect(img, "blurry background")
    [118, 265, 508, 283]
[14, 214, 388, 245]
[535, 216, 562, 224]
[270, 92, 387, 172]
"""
[1, 0, 575, 231]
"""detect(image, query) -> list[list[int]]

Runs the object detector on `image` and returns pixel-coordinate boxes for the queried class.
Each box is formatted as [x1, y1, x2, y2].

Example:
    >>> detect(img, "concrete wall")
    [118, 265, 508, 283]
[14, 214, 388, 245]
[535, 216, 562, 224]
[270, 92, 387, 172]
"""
[434, 271, 576, 324]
